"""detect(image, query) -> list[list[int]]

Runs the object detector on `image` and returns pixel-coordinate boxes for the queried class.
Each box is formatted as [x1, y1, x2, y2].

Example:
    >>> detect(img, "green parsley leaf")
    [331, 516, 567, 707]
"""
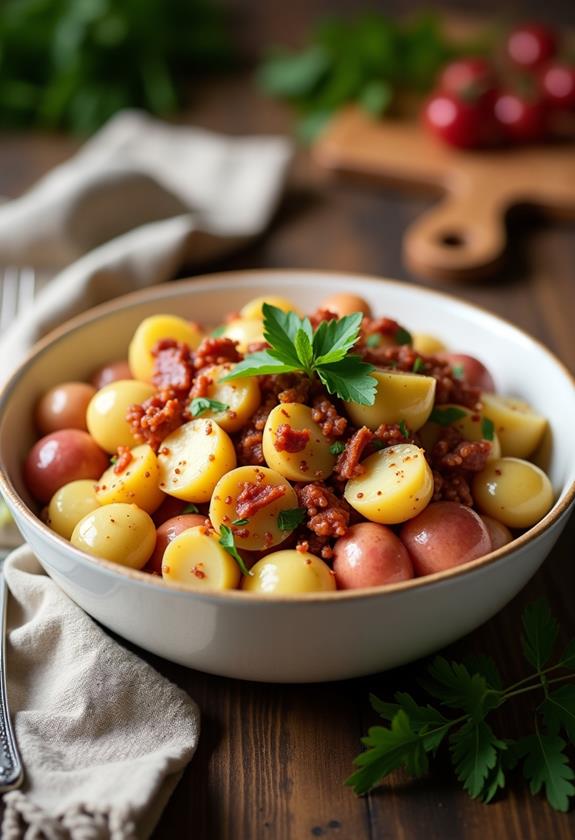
[365, 333, 382, 349]
[211, 325, 226, 338]
[425, 656, 500, 720]
[522, 599, 559, 671]
[463, 655, 502, 691]
[329, 440, 346, 456]
[182, 503, 199, 514]
[294, 327, 314, 372]
[371, 440, 385, 451]
[450, 720, 506, 799]
[262, 303, 308, 367]
[277, 507, 306, 531]
[482, 417, 495, 441]
[221, 351, 297, 379]
[316, 355, 377, 405]
[479, 754, 508, 804]
[370, 692, 448, 737]
[218, 525, 252, 577]
[395, 326, 412, 346]
[399, 420, 409, 439]
[429, 406, 467, 426]
[313, 312, 363, 365]
[358, 79, 392, 116]
[541, 685, 575, 744]
[412, 357, 424, 373]
[452, 363, 465, 380]
[190, 397, 230, 418]
[560, 639, 575, 670]
[232, 518, 249, 526]
[515, 730, 575, 812]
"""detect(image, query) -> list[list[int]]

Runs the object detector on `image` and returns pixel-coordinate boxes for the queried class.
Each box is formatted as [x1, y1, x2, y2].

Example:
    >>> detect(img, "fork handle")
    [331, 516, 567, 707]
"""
[0, 572, 23, 791]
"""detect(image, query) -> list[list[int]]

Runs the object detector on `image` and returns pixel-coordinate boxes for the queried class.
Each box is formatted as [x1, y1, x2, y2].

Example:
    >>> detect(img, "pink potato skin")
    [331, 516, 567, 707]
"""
[35, 382, 96, 435]
[90, 360, 133, 390]
[24, 429, 109, 504]
[145, 514, 207, 575]
[333, 522, 414, 590]
[400, 502, 492, 577]
[437, 352, 496, 392]
[480, 515, 513, 550]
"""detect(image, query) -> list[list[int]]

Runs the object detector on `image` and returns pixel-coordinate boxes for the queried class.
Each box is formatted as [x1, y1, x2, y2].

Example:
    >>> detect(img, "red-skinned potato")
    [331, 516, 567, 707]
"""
[333, 523, 414, 589]
[152, 496, 198, 526]
[400, 502, 491, 577]
[437, 353, 495, 392]
[35, 382, 96, 435]
[24, 429, 109, 504]
[145, 513, 207, 575]
[90, 360, 133, 390]
[319, 293, 372, 318]
[480, 515, 513, 550]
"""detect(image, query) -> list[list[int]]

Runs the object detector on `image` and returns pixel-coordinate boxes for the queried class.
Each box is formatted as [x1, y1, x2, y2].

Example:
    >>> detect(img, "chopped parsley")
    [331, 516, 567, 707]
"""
[412, 357, 425, 373]
[190, 397, 230, 418]
[277, 507, 307, 531]
[329, 440, 346, 456]
[429, 406, 467, 426]
[218, 525, 252, 577]
[482, 417, 495, 441]
[399, 420, 409, 439]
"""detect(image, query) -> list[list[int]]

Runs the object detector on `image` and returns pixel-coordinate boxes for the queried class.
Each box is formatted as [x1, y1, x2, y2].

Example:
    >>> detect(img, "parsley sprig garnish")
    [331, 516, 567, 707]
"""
[223, 304, 377, 406]
[218, 525, 252, 577]
[347, 599, 575, 811]
[190, 397, 229, 418]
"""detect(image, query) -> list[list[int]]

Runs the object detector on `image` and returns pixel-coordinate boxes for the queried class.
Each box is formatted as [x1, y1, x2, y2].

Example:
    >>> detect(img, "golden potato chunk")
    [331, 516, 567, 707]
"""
[48, 479, 100, 540]
[240, 296, 298, 320]
[162, 527, 241, 591]
[222, 318, 264, 352]
[209, 465, 299, 551]
[242, 550, 336, 595]
[193, 363, 260, 433]
[344, 443, 434, 524]
[473, 457, 554, 529]
[418, 405, 501, 462]
[412, 333, 446, 355]
[96, 444, 164, 513]
[128, 314, 203, 382]
[71, 503, 155, 569]
[319, 293, 372, 318]
[344, 370, 436, 432]
[158, 419, 236, 502]
[86, 380, 155, 453]
[480, 393, 547, 459]
[263, 402, 336, 482]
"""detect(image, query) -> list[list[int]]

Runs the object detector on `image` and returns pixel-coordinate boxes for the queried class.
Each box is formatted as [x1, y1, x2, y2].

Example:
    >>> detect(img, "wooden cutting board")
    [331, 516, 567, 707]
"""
[314, 106, 575, 282]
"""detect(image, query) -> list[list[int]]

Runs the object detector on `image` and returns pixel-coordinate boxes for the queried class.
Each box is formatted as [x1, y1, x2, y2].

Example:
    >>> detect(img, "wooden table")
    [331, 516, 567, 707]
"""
[1, 26, 575, 840]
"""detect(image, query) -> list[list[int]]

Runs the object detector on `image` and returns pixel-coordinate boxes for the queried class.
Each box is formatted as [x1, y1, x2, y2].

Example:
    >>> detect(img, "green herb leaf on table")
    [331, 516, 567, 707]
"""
[223, 305, 377, 406]
[515, 729, 575, 813]
[190, 397, 230, 418]
[450, 720, 506, 799]
[541, 685, 575, 744]
[218, 525, 251, 577]
[522, 598, 559, 671]
[425, 656, 501, 720]
[277, 507, 307, 532]
[429, 406, 467, 426]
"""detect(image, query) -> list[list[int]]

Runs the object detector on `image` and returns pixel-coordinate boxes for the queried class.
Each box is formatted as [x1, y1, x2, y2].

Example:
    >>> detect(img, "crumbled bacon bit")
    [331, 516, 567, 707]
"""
[193, 337, 241, 370]
[274, 424, 310, 453]
[296, 482, 350, 538]
[235, 482, 287, 519]
[311, 396, 348, 439]
[127, 389, 185, 451]
[432, 471, 474, 506]
[152, 339, 193, 393]
[430, 427, 491, 473]
[188, 371, 213, 399]
[113, 446, 133, 475]
[373, 423, 417, 449]
[335, 426, 374, 480]
[308, 308, 338, 329]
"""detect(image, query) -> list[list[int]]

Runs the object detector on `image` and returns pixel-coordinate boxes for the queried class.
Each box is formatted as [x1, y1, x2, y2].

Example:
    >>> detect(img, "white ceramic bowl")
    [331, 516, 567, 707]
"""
[1, 271, 574, 682]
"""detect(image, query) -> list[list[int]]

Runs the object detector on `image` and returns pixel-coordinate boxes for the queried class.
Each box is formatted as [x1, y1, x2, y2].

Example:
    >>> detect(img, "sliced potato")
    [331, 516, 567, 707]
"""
[161, 527, 241, 591]
[240, 296, 298, 320]
[48, 479, 100, 540]
[344, 443, 434, 524]
[195, 363, 260, 432]
[412, 333, 447, 355]
[473, 457, 554, 529]
[418, 404, 501, 462]
[209, 465, 299, 551]
[344, 370, 436, 432]
[242, 550, 336, 595]
[158, 419, 236, 502]
[263, 402, 336, 482]
[96, 444, 164, 513]
[86, 380, 155, 453]
[128, 314, 203, 382]
[222, 318, 264, 352]
[71, 503, 155, 569]
[480, 393, 547, 459]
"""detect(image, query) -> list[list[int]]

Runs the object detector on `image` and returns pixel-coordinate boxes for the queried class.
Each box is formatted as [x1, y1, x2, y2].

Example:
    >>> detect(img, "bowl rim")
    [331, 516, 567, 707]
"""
[1, 268, 574, 605]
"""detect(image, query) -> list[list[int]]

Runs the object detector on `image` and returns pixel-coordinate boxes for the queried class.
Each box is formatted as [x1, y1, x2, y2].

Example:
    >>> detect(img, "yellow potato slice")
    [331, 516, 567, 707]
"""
[194, 363, 260, 433]
[158, 419, 236, 502]
[47, 479, 100, 540]
[222, 318, 264, 352]
[262, 402, 336, 482]
[96, 444, 164, 513]
[344, 370, 436, 432]
[412, 333, 446, 355]
[240, 296, 298, 320]
[418, 405, 501, 462]
[242, 550, 336, 595]
[128, 314, 203, 382]
[71, 503, 155, 569]
[86, 380, 155, 453]
[161, 527, 241, 591]
[473, 457, 554, 529]
[344, 443, 434, 524]
[210, 465, 299, 551]
[480, 393, 547, 459]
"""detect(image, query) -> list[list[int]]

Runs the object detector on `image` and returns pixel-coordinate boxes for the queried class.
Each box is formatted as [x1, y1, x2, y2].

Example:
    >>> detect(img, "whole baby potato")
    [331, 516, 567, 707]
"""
[35, 382, 96, 435]
[242, 550, 336, 595]
[71, 503, 156, 570]
[86, 379, 155, 453]
[24, 429, 109, 503]
[47, 479, 100, 540]
[479, 515, 513, 550]
[437, 352, 495, 392]
[400, 502, 492, 577]
[333, 523, 414, 589]
[319, 292, 372, 318]
[90, 360, 132, 390]
[145, 513, 207, 575]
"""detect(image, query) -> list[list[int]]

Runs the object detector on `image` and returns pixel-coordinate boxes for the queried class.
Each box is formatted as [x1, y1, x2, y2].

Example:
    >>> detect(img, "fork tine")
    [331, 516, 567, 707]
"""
[0, 267, 18, 335]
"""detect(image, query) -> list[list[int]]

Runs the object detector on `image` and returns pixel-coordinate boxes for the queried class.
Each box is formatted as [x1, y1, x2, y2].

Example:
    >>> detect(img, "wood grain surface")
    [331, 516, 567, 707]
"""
[0, 3, 574, 838]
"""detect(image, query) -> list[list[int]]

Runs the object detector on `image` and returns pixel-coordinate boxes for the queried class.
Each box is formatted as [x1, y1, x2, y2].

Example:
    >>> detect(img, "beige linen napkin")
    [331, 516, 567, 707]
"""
[2, 546, 199, 840]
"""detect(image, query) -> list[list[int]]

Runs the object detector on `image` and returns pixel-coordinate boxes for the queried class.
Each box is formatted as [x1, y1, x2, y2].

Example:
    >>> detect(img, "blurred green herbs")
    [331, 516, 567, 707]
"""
[0, 0, 232, 134]
[257, 12, 489, 142]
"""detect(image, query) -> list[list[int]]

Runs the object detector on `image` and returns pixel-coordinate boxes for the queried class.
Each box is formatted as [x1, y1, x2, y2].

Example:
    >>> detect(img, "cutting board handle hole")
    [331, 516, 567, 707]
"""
[437, 231, 466, 248]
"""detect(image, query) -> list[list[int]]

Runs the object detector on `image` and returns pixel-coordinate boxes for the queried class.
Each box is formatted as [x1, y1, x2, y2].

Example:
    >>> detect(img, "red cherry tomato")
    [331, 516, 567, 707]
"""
[540, 63, 575, 110]
[423, 92, 487, 149]
[439, 58, 497, 103]
[494, 91, 548, 143]
[506, 23, 557, 70]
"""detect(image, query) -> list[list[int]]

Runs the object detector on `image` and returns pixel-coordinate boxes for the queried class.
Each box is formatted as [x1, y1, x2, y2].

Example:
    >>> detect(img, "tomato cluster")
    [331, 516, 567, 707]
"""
[423, 23, 575, 149]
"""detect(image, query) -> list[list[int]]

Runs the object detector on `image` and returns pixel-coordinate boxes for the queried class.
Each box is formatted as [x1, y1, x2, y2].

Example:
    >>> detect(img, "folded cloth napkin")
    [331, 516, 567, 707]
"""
[2, 546, 199, 840]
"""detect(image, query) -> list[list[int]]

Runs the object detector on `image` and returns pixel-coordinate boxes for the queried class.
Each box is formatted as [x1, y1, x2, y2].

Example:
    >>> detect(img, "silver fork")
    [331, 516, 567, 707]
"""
[0, 266, 36, 335]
